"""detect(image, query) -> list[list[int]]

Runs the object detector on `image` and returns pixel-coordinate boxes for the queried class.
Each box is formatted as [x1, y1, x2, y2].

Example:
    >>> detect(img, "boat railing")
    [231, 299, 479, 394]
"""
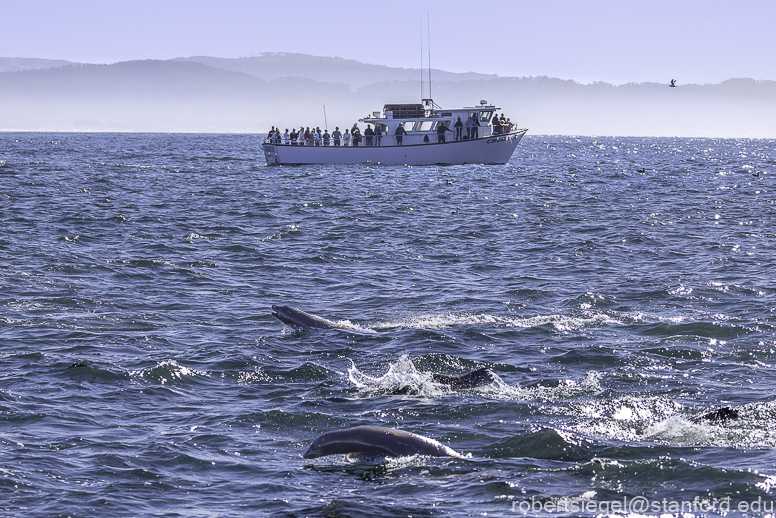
[262, 136, 435, 146]
[262, 126, 518, 147]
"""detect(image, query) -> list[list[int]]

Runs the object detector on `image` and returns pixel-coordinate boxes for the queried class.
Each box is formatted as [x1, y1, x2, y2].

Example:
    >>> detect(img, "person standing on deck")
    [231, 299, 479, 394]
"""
[332, 127, 342, 146]
[375, 125, 383, 146]
[436, 122, 452, 143]
[454, 117, 464, 141]
[492, 116, 502, 135]
[364, 124, 375, 146]
[343, 129, 352, 146]
[465, 116, 475, 140]
[394, 123, 407, 145]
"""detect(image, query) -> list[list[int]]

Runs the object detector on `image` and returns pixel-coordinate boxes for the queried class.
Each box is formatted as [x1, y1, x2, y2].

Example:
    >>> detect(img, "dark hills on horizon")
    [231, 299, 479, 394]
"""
[1, 54, 774, 137]
[0, 53, 499, 90]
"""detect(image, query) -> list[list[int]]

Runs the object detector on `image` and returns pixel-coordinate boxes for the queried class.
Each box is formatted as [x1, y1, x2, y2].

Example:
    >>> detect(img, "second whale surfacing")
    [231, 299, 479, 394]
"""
[386, 367, 496, 395]
[303, 426, 464, 460]
[431, 368, 494, 390]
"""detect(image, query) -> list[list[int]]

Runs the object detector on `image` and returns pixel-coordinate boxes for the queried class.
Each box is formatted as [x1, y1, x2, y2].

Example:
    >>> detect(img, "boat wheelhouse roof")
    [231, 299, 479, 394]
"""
[359, 99, 500, 125]
[382, 104, 425, 119]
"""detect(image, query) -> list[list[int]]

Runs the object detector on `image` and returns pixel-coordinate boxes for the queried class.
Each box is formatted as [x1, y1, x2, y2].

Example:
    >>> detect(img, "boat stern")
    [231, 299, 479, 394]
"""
[263, 144, 279, 165]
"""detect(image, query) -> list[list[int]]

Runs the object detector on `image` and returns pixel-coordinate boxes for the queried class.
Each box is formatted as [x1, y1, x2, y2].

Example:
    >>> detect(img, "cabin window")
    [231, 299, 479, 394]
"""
[401, 121, 416, 132]
[416, 121, 435, 132]
[479, 111, 493, 123]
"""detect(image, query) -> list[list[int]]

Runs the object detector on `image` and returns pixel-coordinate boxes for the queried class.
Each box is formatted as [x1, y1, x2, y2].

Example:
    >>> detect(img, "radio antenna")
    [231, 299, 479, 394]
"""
[420, 14, 424, 100]
[427, 11, 432, 102]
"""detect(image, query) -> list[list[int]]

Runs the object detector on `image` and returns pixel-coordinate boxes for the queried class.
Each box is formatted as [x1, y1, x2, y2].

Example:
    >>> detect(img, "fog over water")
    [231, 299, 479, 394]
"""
[1, 55, 774, 137]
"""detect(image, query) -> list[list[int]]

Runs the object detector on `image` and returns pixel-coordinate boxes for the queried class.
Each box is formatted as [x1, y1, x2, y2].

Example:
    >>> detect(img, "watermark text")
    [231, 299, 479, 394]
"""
[512, 496, 775, 514]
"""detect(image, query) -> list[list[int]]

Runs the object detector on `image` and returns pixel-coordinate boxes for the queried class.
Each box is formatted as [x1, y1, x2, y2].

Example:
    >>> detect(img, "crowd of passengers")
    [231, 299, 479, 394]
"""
[265, 113, 515, 146]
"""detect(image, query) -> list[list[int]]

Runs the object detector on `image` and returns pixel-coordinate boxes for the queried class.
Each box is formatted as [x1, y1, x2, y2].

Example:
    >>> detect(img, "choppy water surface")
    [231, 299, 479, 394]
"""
[1, 133, 775, 517]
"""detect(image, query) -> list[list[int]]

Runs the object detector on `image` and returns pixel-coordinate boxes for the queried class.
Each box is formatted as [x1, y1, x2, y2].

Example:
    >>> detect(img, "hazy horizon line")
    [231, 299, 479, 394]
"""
[2, 53, 772, 87]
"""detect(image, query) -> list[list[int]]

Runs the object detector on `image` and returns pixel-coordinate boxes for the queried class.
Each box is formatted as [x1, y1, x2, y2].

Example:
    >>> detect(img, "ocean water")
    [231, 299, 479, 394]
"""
[1, 132, 775, 517]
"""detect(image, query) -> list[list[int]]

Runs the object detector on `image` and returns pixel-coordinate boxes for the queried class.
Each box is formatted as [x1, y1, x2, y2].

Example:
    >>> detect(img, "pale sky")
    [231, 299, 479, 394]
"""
[4, 0, 774, 85]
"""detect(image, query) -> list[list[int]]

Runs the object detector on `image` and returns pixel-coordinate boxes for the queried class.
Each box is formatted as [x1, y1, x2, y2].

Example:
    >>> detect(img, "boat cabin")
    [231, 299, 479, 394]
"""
[357, 99, 501, 145]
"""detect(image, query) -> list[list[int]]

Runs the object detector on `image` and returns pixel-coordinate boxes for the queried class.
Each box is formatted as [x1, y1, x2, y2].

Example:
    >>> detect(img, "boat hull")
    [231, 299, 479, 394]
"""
[262, 129, 527, 166]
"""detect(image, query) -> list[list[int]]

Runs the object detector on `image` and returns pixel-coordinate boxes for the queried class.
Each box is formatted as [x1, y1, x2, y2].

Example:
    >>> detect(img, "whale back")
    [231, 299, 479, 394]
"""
[272, 305, 341, 329]
[431, 367, 494, 389]
[303, 426, 462, 459]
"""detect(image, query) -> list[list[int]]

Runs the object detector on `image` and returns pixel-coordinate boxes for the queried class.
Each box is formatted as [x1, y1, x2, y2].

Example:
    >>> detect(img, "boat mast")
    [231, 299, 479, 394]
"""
[420, 14, 424, 100]
[427, 11, 432, 103]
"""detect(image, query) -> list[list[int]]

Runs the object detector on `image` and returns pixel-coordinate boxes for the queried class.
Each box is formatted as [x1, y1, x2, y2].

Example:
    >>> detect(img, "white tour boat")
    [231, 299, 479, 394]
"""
[262, 99, 527, 166]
